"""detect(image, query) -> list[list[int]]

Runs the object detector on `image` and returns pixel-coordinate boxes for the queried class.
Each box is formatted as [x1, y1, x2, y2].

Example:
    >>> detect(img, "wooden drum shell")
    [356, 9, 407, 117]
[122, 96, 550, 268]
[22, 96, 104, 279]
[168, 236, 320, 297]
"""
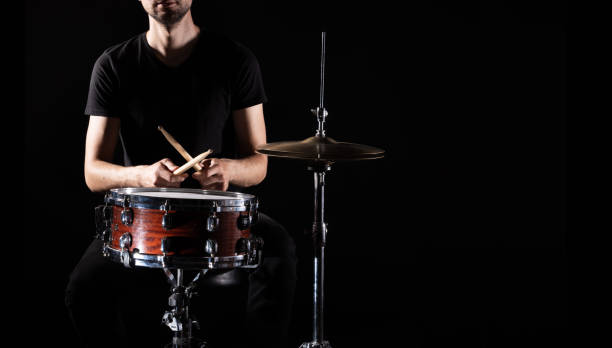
[109, 206, 252, 257]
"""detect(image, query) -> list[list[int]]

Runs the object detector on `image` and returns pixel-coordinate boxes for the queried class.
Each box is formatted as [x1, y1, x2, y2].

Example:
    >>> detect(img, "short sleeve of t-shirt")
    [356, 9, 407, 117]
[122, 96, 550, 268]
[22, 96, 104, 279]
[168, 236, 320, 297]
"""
[84, 53, 121, 117]
[230, 45, 267, 110]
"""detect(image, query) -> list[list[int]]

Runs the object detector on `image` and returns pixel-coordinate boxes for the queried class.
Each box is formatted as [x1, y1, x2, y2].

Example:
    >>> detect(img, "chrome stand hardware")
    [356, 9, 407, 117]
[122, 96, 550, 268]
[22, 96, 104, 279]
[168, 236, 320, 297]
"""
[313, 30, 328, 138]
[300, 164, 332, 348]
[299, 32, 334, 348]
[300, 342, 332, 348]
[162, 268, 207, 348]
[253, 32, 385, 346]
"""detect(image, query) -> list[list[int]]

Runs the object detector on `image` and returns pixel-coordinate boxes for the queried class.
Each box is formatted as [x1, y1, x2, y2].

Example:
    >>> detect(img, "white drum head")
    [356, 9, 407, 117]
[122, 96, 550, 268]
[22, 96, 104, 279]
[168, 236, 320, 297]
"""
[135, 191, 237, 200]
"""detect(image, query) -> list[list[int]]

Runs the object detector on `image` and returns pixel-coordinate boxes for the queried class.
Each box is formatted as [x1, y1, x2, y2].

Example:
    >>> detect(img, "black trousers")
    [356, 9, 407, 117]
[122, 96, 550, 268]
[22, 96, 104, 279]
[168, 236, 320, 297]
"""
[65, 213, 297, 348]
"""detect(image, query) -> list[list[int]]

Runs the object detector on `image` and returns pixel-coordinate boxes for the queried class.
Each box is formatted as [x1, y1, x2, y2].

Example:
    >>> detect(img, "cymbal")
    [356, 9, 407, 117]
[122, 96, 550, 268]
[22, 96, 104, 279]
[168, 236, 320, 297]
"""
[256, 136, 385, 161]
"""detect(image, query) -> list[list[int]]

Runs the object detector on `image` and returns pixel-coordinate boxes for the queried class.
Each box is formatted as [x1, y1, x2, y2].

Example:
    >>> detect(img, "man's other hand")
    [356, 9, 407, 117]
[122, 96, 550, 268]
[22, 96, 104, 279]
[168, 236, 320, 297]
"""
[191, 158, 233, 191]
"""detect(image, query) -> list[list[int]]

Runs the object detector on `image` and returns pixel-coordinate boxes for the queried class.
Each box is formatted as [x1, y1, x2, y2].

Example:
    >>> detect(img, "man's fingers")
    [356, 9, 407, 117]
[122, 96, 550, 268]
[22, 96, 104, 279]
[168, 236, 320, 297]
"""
[159, 170, 187, 183]
[169, 173, 189, 183]
[154, 158, 187, 183]
[158, 167, 188, 184]
[194, 173, 223, 187]
[192, 158, 227, 191]
[199, 158, 216, 168]
[153, 177, 184, 187]
[193, 166, 219, 179]
[159, 158, 179, 172]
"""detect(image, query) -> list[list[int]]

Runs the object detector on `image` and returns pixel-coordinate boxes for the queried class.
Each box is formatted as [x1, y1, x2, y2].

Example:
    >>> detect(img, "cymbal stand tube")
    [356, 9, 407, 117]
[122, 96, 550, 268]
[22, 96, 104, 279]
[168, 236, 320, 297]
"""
[301, 163, 332, 348]
[313, 32, 328, 137]
[319, 31, 326, 110]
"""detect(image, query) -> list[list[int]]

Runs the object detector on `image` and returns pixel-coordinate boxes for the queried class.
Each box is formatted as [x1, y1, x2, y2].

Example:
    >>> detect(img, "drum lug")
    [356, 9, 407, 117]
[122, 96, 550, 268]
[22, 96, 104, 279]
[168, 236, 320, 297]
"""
[119, 233, 133, 268]
[251, 237, 264, 262]
[204, 239, 218, 256]
[236, 236, 263, 262]
[206, 202, 220, 232]
[250, 200, 259, 225]
[94, 204, 113, 241]
[237, 214, 250, 230]
[235, 238, 251, 254]
[121, 209, 133, 225]
[121, 198, 133, 226]
[161, 200, 174, 230]
[120, 250, 133, 268]
[240, 236, 263, 267]
[162, 213, 173, 230]
[119, 233, 132, 249]
[206, 214, 219, 232]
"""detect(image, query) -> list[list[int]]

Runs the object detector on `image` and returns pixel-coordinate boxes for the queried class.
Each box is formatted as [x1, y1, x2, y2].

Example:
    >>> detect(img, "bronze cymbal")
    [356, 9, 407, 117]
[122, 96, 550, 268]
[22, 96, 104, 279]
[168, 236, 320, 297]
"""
[256, 136, 385, 161]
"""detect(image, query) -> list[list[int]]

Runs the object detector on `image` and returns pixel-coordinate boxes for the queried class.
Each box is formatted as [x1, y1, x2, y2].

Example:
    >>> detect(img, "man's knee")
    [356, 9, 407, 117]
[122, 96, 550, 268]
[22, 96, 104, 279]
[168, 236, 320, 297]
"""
[252, 213, 296, 259]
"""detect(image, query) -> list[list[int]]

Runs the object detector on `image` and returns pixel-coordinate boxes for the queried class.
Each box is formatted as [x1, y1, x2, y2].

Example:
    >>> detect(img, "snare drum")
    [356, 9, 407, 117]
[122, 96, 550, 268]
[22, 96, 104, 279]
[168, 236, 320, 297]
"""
[95, 188, 262, 270]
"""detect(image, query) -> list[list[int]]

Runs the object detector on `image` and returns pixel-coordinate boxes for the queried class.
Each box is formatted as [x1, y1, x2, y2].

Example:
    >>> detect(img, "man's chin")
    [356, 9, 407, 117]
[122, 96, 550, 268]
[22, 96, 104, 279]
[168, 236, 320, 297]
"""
[151, 8, 189, 26]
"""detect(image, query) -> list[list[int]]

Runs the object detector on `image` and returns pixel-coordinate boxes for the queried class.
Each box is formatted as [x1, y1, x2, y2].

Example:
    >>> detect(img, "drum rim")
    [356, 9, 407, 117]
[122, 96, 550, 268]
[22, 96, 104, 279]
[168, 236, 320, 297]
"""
[107, 187, 257, 210]
[104, 244, 261, 270]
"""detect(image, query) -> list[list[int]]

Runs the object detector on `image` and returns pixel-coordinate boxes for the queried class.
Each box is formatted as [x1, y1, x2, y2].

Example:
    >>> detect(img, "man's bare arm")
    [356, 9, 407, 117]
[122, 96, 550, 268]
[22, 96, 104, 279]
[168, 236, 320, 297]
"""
[84, 116, 187, 192]
[192, 104, 268, 190]
[230, 103, 268, 186]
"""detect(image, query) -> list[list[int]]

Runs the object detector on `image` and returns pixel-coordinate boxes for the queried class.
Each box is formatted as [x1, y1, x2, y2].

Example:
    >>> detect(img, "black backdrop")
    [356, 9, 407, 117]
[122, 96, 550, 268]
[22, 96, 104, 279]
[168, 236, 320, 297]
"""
[25, 1, 567, 347]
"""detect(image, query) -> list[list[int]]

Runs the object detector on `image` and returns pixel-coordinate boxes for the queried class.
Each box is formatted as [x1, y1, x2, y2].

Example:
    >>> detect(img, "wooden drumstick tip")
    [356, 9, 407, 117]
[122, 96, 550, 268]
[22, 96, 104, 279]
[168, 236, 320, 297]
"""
[172, 149, 213, 175]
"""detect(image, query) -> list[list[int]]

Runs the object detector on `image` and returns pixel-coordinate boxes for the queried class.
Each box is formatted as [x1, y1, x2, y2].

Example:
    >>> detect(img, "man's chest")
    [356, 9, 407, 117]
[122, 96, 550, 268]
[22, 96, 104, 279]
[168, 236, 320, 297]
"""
[119, 68, 232, 129]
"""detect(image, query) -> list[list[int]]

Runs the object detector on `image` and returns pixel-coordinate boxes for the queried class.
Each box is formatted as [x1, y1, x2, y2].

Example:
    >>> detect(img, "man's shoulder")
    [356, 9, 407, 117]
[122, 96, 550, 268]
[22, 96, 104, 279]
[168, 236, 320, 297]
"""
[96, 33, 145, 65]
[200, 30, 256, 62]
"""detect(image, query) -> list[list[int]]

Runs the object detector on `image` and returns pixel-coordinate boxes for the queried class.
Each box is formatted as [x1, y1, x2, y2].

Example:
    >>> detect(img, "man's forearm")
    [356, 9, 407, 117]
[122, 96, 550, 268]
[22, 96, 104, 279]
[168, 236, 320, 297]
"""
[227, 153, 268, 187]
[84, 160, 143, 192]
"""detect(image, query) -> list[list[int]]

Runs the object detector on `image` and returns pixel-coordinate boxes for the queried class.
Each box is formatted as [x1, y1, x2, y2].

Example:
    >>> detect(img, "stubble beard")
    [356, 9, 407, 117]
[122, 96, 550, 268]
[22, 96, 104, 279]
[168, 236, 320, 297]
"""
[148, 2, 191, 27]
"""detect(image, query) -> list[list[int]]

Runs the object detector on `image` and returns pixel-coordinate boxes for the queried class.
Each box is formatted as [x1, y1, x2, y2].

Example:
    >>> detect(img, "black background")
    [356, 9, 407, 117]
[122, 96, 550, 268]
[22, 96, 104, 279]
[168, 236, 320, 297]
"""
[25, 0, 567, 347]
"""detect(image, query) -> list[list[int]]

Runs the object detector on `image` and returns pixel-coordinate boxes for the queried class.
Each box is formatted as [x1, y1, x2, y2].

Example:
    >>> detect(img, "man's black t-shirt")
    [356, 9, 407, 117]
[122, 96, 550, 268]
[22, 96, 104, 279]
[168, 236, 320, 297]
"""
[84, 29, 267, 188]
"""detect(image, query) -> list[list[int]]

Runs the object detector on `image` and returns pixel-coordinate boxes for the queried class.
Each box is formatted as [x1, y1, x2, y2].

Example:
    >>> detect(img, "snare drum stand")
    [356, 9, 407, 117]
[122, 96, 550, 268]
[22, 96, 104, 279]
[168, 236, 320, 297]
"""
[162, 268, 208, 348]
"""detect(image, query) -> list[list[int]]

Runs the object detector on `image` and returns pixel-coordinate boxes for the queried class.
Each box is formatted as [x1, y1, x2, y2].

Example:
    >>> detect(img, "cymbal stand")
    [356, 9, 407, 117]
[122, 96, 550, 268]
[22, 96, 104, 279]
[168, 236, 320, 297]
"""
[300, 31, 333, 348]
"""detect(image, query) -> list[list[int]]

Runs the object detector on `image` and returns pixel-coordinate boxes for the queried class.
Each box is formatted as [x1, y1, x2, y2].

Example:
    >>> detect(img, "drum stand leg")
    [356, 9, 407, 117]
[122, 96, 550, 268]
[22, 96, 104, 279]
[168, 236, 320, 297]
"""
[300, 164, 332, 348]
[162, 268, 208, 348]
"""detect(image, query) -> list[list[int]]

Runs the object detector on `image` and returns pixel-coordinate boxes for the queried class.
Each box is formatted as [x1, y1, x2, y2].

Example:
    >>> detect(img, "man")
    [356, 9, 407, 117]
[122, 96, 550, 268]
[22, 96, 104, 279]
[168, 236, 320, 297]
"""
[65, 1, 297, 347]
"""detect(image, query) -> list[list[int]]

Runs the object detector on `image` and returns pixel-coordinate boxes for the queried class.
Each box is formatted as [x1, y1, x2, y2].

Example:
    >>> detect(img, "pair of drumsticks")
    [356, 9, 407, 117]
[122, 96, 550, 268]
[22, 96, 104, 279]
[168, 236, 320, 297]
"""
[158, 126, 212, 175]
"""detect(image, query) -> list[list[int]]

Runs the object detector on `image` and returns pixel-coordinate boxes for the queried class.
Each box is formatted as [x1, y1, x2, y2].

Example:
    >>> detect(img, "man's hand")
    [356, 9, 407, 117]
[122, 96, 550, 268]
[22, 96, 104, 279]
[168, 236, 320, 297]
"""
[138, 158, 188, 188]
[192, 158, 233, 191]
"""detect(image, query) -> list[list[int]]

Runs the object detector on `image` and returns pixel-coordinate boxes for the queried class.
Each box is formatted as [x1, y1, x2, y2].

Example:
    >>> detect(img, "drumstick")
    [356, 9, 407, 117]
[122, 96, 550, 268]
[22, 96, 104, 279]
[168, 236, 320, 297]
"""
[173, 149, 213, 175]
[158, 125, 203, 171]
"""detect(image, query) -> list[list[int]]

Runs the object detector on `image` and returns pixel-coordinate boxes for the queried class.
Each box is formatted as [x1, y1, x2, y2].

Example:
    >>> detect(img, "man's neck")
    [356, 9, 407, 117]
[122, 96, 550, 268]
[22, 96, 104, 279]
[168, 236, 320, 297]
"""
[146, 11, 200, 67]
